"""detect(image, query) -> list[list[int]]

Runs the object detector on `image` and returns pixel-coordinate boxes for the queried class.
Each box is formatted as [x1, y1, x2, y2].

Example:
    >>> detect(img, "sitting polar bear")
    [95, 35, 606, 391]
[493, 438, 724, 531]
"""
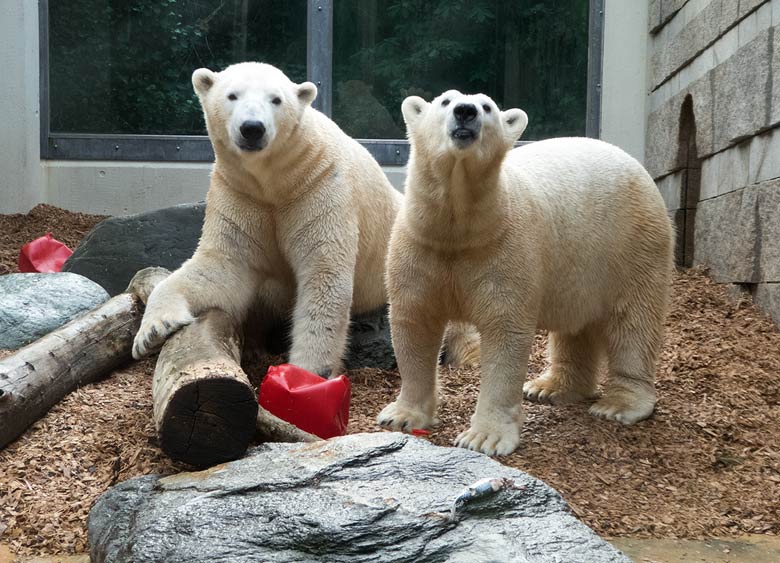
[132, 63, 477, 376]
[378, 90, 674, 456]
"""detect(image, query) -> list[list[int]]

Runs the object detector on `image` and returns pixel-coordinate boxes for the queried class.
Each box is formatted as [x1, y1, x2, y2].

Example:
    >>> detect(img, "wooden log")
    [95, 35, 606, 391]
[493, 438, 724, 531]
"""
[1, 264, 315, 460]
[152, 306, 322, 466]
[152, 308, 260, 468]
[0, 267, 170, 450]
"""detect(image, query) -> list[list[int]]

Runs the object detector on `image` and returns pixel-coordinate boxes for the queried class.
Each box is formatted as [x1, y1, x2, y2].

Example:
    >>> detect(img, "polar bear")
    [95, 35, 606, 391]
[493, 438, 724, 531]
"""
[132, 63, 477, 376]
[377, 90, 674, 456]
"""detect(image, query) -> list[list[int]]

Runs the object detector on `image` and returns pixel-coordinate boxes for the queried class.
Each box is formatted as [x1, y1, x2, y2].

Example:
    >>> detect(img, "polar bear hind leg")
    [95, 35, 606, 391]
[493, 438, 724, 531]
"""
[590, 297, 664, 424]
[524, 325, 603, 405]
[441, 322, 481, 367]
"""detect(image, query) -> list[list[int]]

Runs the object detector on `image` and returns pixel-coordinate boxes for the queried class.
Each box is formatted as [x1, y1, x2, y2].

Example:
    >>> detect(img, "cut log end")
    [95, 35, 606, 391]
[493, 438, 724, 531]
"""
[159, 375, 258, 468]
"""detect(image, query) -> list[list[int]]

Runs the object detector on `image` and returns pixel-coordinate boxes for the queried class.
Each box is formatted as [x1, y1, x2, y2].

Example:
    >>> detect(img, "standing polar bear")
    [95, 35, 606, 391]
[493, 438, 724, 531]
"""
[377, 90, 674, 456]
[132, 63, 477, 376]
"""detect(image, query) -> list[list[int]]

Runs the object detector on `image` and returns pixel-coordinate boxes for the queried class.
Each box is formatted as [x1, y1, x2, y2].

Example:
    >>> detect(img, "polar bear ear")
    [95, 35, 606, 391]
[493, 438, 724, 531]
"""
[401, 96, 429, 129]
[192, 68, 216, 96]
[501, 108, 529, 142]
[297, 82, 318, 106]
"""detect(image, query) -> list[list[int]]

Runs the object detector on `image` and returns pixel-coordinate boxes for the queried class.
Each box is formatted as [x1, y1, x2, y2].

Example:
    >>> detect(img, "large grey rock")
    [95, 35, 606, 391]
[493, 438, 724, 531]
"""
[712, 29, 772, 151]
[694, 180, 780, 283]
[62, 203, 205, 296]
[700, 138, 751, 201]
[695, 187, 759, 282]
[770, 24, 780, 126]
[88, 433, 628, 563]
[650, 0, 722, 88]
[740, 0, 769, 18]
[0, 273, 109, 349]
[656, 170, 685, 211]
[649, 0, 769, 88]
[753, 283, 780, 325]
[750, 125, 780, 187]
[755, 180, 780, 281]
[647, 20, 776, 179]
[720, 0, 740, 34]
[648, 0, 662, 34]
[656, 0, 689, 32]
[646, 74, 714, 179]
[648, 0, 689, 34]
[646, 96, 682, 179]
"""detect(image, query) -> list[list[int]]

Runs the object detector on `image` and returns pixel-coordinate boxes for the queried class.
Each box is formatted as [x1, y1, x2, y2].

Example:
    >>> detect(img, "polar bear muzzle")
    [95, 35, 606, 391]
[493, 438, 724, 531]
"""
[450, 102, 481, 148]
[238, 120, 267, 151]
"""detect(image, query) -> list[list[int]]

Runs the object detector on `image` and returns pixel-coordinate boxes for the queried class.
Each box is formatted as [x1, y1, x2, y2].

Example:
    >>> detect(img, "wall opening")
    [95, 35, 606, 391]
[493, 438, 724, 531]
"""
[675, 94, 701, 267]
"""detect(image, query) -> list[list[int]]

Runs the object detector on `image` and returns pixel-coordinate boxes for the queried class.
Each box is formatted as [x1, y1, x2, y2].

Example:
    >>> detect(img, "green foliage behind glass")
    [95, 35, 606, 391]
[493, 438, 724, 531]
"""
[333, 0, 590, 139]
[50, 0, 306, 134]
[50, 0, 589, 139]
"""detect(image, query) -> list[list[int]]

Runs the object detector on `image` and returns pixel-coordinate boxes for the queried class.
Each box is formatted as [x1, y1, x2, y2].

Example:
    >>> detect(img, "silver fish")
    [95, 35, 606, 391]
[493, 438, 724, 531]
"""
[451, 477, 519, 519]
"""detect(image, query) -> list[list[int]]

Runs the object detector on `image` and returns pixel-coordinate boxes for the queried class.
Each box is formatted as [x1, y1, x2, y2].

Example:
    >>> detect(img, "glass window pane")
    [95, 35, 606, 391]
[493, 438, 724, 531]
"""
[49, 0, 307, 135]
[332, 0, 590, 140]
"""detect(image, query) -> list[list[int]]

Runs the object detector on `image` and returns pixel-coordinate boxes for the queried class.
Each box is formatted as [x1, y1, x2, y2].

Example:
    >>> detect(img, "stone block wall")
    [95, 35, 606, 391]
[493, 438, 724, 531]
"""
[646, 0, 780, 324]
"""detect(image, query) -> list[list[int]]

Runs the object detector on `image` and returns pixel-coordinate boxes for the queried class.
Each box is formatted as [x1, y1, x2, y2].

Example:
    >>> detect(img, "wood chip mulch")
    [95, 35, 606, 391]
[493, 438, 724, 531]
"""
[1, 207, 779, 557]
[0, 204, 105, 276]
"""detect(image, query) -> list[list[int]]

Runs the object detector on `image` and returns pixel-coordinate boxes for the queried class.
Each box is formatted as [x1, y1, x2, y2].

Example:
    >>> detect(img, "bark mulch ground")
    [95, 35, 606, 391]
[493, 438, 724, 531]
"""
[1, 206, 779, 558]
[0, 204, 105, 275]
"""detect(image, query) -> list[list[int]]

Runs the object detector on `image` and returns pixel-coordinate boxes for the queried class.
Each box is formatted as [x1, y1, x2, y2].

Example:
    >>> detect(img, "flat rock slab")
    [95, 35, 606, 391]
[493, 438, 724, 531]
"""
[89, 433, 628, 563]
[62, 203, 205, 296]
[0, 273, 109, 349]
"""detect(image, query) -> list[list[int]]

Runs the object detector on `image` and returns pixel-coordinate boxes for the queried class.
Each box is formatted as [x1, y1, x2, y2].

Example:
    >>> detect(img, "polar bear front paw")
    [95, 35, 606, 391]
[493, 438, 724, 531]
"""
[376, 400, 434, 432]
[454, 415, 523, 456]
[132, 301, 195, 360]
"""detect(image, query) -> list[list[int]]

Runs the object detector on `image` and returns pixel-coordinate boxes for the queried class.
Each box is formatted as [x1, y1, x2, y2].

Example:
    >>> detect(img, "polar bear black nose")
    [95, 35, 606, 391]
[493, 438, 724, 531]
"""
[453, 103, 478, 123]
[240, 120, 266, 142]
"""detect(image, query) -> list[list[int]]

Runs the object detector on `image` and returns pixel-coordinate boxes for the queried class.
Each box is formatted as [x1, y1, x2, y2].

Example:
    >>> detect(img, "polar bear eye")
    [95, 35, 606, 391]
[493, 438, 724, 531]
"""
[441, 99, 450, 107]
[272, 97, 282, 106]
[482, 104, 491, 114]
[227, 93, 238, 101]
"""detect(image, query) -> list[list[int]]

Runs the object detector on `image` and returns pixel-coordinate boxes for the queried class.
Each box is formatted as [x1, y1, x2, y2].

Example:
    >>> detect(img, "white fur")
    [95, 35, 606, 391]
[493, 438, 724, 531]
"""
[133, 63, 399, 376]
[378, 91, 674, 455]
[133, 64, 479, 376]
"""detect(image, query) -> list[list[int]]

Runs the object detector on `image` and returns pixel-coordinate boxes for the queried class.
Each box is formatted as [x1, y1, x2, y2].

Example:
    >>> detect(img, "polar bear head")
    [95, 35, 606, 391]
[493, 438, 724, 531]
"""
[192, 62, 317, 158]
[401, 90, 528, 163]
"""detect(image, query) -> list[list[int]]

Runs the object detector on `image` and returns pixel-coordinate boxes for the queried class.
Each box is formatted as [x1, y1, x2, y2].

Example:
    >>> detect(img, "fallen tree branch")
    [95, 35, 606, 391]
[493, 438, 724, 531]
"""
[256, 406, 319, 444]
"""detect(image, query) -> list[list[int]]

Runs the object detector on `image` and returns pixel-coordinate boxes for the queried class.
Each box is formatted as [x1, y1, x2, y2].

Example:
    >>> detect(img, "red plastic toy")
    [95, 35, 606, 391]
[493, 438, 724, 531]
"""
[259, 364, 351, 439]
[18, 233, 73, 273]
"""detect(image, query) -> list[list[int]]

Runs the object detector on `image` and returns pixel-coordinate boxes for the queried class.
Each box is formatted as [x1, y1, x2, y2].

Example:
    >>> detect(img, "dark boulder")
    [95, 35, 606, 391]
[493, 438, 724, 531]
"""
[62, 203, 205, 296]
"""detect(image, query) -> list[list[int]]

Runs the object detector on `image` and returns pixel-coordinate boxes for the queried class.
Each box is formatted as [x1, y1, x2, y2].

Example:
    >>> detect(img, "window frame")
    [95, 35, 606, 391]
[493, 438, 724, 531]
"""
[39, 0, 604, 165]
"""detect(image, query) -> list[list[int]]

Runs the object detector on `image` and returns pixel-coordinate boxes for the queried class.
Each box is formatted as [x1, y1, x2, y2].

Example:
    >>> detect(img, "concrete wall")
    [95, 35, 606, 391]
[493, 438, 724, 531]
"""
[41, 162, 407, 216]
[601, 0, 649, 162]
[646, 0, 780, 324]
[0, 0, 43, 214]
